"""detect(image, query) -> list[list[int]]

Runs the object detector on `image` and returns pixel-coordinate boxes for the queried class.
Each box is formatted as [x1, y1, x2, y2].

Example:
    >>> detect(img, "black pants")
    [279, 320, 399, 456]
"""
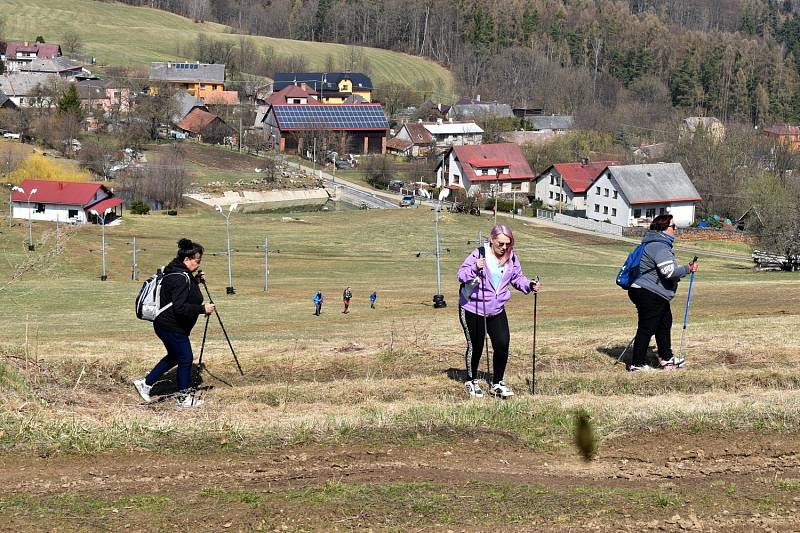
[314, 303, 322, 315]
[459, 307, 510, 383]
[628, 288, 673, 366]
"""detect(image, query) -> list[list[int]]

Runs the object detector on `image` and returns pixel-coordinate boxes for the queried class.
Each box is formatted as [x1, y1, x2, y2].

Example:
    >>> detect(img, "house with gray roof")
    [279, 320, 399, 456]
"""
[0, 89, 18, 110]
[149, 62, 227, 102]
[0, 72, 61, 108]
[531, 115, 574, 132]
[585, 163, 701, 227]
[21, 57, 89, 79]
[446, 98, 514, 120]
[171, 92, 207, 124]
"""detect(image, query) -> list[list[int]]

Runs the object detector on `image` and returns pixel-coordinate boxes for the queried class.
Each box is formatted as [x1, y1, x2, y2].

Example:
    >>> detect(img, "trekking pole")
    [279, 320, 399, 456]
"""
[482, 268, 491, 382]
[199, 274, 244, 376]
[614, 337, 635, 366]
[530, 296, 536, 394]
[678, 256, 698, 360]
[198, 314, 210, 367]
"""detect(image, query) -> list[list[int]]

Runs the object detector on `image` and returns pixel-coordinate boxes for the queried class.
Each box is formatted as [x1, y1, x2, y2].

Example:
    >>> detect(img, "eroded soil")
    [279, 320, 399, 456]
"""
[2, 430, 799, 532]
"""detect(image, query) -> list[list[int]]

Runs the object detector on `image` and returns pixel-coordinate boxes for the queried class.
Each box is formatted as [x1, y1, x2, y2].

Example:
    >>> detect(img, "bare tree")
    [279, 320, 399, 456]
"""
[61, 30, 84, 56]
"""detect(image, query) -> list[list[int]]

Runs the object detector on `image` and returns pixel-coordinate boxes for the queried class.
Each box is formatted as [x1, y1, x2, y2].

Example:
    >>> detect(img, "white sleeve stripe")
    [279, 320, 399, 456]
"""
[656, 260, 673, 267]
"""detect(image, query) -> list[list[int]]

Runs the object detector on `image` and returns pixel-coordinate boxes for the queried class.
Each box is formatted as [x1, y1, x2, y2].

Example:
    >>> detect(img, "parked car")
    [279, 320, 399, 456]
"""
[388, 180, 404, 192]
[399, 195, 415, 207]
[3, 132, 21, 140]
[335, 159, 353, 169]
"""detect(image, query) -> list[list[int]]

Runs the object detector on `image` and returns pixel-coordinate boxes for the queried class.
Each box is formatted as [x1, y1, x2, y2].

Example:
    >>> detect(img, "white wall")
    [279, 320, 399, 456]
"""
[586, 171, 697, 227]
[437, 151, 465, 189]
[11, 202, 87, 223]
[585, 172, 631, 226]
[534, 170, 582, 209]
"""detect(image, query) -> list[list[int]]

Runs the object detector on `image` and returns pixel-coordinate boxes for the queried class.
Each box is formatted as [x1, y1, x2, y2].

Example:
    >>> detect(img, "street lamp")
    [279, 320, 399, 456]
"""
[12, 186, 38, 251]
[90, 207, 112, 281]
[432, 188, 450, 308]
[215, 203, 238, 294]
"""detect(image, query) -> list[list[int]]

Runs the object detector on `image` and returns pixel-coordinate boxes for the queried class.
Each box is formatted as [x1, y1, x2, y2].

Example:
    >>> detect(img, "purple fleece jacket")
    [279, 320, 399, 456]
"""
[457, 246, 533, 316]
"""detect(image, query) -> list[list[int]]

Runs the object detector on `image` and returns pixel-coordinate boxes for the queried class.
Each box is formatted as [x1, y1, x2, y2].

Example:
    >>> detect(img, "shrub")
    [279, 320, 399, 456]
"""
[129, 200, 150, 215]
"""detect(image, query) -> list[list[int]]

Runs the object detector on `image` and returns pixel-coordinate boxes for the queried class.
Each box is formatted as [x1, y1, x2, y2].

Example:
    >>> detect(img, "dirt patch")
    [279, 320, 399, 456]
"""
[148, 143, 263, 172]
[3, 430, 800, 531]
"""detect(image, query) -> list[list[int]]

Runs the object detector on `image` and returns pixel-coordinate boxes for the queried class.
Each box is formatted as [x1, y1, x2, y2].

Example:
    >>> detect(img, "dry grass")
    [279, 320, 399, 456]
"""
[1, 195, 799, 456]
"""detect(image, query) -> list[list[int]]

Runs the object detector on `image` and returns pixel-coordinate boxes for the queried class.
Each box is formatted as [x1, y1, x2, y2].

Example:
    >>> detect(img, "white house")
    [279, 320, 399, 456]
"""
[533, 160, 617, 211]
[10, 179, 123, 225]
[585, 163, 701, 227]
[435, 143, 535, 193]
[391, 119, 483, 157]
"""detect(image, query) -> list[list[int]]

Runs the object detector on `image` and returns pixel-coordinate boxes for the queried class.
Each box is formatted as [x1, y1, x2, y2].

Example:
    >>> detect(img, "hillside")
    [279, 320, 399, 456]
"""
[2, 200, 800, 529]
[1, 0, 455, 98]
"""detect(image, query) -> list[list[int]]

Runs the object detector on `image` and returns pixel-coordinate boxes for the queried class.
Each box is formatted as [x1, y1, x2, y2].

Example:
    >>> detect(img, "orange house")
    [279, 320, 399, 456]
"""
[149, 62, 227, 102]
[762, 125, 800, 151]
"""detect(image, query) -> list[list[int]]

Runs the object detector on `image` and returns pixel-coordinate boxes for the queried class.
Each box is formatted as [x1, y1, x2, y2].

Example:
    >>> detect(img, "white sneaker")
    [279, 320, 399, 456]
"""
[490, 381, 514, 398]
[133, 378, 152, 403]
[176, 392, 204, 408]
[465, 380, 484, 397]
[627, 364, 654, 372]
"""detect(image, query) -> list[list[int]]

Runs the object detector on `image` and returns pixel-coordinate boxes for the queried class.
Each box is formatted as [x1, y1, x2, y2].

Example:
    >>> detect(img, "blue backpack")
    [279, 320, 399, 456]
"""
[616, 244, 653, 289]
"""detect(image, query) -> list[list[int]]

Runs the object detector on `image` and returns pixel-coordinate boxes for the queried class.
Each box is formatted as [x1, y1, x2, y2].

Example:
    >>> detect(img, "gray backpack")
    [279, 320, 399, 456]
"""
[135, 267, 189, 321]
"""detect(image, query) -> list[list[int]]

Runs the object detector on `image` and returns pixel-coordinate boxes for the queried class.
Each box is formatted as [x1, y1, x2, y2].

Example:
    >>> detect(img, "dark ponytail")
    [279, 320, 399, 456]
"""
[176, 238, 204, 261]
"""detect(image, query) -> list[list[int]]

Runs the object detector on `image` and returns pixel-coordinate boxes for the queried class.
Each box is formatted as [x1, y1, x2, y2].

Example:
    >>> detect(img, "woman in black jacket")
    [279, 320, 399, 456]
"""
[133, 239, 215, 407]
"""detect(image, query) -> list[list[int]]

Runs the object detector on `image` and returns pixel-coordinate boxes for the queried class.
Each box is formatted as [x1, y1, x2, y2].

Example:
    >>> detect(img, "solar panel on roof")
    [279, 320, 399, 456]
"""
[273, 105, 389, 130]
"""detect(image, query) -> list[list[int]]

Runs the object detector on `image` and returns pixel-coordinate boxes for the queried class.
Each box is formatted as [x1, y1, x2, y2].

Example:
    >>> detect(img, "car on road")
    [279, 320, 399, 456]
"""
[399, 195, 415, 207]
[388, 180, 404, 192]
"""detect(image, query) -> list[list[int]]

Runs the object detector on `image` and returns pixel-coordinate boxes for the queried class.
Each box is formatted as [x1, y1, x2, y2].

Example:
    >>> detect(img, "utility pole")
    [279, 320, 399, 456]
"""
[126, 237, 146, 281]
[215, 203, 238, 294]
[90, 207, 112, 281]
[255, 236, 280, 291]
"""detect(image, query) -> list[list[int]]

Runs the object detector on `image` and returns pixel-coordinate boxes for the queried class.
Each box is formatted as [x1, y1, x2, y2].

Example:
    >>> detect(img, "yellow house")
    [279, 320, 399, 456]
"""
[272, 72, 373, 104]
[149, 62, 226, 101]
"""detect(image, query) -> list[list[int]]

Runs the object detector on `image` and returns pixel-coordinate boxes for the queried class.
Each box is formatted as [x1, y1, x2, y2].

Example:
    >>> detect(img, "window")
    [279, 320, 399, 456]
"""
[613, 191, 618, 199]
[594, 204, 600, 213]
[659, 207, 666, 214]
[646, 208, 656, 218]
[550, 176, 555, 185]
[612, 208, 617, 216]
[549, 191, 553, 199]
[603, 206, 609, 214]
[604, 188, 609, 197]
[634, 209, 642, 218]
[35, 203, 45, 213]
[200, 84, 206, 90]
[595, 186, 600, 194]
[68, 209, 78, 218]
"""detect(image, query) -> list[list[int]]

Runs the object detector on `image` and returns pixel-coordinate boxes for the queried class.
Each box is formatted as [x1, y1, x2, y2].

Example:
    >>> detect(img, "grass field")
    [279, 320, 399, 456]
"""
[3, 0, 455, 99]
[2, 184, 800, 530]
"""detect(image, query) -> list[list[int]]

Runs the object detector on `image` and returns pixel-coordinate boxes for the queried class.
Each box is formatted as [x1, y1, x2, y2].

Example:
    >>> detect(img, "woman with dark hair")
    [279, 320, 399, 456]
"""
[133, 238, 215, 407]
[457, 224, 540, 398]
[627, 214, 698, 372]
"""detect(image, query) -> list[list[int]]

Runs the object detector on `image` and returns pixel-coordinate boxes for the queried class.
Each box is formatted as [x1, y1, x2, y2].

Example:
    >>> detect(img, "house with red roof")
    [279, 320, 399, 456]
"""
[762, 124, 800, 151]
[2, 42, 62, 72]
[176, 108, 236, 145]
[435, 143, 535, 193]
[10, 179, 123, 225]
[533, 160, 618, 211]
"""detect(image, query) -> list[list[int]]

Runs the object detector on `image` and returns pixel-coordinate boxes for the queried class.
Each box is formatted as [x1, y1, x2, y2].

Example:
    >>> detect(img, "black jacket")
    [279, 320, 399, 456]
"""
[153, 258, 205, 335]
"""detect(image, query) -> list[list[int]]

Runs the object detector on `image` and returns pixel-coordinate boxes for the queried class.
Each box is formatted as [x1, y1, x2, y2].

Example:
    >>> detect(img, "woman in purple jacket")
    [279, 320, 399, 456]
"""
[457, 225, 540, 398]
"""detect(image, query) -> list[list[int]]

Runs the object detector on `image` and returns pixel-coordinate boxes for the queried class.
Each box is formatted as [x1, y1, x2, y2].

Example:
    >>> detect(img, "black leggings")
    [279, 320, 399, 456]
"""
[459, 307, 510, 383]
[628, 288, 673, 366]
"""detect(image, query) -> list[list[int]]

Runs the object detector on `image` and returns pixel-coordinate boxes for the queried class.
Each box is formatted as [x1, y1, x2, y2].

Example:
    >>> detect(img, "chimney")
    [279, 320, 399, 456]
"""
[448, 117, 453, 123]
[437, 118, 443, 125]
[580, 157, 588, 166]
[476, 94, 480, 102]
[418, 118, 423, 123]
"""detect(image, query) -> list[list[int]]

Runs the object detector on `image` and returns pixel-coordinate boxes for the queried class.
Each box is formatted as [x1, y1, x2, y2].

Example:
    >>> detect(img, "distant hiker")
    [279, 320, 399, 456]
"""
[369, 291, 377, 309]
[342, 286, 352, 313]
[457, 224, 540, 398]
[626, 214, 697, 372]
[133, 238, 215, 407]
[313, 290, 324, 316]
